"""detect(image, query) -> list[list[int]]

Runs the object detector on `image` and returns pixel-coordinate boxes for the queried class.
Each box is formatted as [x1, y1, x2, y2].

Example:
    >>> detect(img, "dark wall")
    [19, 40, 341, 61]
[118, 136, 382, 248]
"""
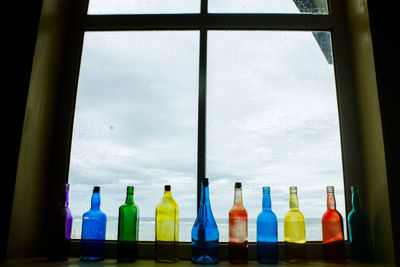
[2, 0, 43, 262]
[367, 1, 400, 264]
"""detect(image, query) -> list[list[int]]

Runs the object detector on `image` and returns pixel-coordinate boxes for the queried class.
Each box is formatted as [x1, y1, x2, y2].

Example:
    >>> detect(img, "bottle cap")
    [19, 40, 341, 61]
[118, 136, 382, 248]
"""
[60, 183, 70, 192]
[351, 185, 359, 192]
[263, 186, 270, 194]
[93, 186, 100, 193]
[202, 178, 209, 186]
[235, 182, 242, 188]
[326, 186, 334, 194]
[289, 186, 297, 194]
[127, 186, 134, 192]
[165, 185, 171, 191]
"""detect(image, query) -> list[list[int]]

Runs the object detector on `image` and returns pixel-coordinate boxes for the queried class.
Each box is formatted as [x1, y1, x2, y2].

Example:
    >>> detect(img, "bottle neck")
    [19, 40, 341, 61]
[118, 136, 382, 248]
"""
[200, 183, 210, 206]
[262, 192, 272, 211]
[163, 190, 173, 199]
[352, 189, 361, 210]
[234, 187, 243, 205]
[126, 191, 134, 205]
[289, 193, 299, 210]
[91, 192, 101, 210]
[65, 189, 70, 208]
[327, 193, 336, 210]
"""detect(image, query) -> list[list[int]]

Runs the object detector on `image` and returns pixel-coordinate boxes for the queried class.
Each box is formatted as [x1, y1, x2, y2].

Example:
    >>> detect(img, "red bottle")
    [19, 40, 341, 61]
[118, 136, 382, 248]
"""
[229, 182, 248, 263]
[322, 186, 345, 262]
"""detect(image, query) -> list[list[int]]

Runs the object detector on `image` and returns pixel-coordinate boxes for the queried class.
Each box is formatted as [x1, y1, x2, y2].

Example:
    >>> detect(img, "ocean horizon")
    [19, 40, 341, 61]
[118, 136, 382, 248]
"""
[71, 216, 346, 242]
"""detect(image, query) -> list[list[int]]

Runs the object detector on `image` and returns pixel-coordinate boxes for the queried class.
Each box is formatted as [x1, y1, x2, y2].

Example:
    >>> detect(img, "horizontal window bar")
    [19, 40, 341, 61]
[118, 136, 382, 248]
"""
[83, 13, 333, 31]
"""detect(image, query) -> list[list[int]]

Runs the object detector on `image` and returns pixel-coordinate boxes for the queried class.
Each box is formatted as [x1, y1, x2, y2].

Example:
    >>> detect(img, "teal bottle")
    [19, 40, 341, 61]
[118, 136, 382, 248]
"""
[347, 186, 374, 262]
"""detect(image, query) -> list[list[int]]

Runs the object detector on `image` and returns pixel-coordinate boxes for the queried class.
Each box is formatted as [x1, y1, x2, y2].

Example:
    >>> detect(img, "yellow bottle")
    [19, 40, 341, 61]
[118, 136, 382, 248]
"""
[284, 186, 306, 262]
[155, 185, 179, 262]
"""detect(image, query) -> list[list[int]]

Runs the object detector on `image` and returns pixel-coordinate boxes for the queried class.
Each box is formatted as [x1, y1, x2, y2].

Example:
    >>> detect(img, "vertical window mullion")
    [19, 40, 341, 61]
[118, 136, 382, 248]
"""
[201, 0, 208, 14]
[197, 0, 208, 212]
[197, 27, 207, 211]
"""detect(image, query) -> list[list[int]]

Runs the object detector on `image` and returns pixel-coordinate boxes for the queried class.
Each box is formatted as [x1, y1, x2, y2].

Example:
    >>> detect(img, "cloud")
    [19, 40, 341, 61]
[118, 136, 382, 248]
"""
[88, 0, 199, 14]
[208, 0, 300, 13]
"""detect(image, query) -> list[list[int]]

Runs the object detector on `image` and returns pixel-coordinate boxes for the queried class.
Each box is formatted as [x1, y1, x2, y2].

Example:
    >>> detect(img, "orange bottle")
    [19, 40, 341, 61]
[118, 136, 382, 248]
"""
[228, 182, 248, 263]
[322, 186, 345, 262]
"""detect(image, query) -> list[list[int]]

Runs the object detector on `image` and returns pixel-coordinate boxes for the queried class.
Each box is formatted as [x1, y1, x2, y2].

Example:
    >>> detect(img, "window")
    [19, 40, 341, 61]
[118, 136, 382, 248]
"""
[69, 31, 199, 241]
[206, 31, 344, 241]
[67, 0, 347, 244]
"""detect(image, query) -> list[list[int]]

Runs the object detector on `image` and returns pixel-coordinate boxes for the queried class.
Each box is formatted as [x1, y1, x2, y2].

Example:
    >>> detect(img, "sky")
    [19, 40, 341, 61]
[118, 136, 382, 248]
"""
[68, 0, 341, 241]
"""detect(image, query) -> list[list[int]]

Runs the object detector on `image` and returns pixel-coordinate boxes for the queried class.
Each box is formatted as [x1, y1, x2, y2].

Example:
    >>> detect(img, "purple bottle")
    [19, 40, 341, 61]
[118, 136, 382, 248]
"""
[47, 183, 73, 261]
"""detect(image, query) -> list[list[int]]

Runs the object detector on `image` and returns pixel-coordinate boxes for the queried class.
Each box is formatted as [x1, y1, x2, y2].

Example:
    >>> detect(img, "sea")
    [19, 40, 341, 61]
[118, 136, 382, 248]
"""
[71, 216, 345, 241]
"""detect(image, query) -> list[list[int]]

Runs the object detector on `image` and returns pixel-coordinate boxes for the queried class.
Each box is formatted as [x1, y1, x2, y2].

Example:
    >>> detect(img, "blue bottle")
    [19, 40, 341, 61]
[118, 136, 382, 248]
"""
[257, 186, 278, 263]
[191, 178, 219, 264]
[81, 186, 107, 261]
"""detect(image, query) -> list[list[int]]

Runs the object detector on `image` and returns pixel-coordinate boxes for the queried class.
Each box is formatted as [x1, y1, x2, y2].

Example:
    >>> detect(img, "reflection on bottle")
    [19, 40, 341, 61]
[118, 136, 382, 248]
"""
[155, 185, 179, 263]
[81, 186, 107, 261]
[191, 178, 219, 264]
[348, 186, 374, 262]
[322, 186, 345, 262]
[257, 186, 278, 263]
[284, 186, 306, 262]
[117, 186, 139, 262]
[229, 182, 248, 263]
[46, 183, 73, 261]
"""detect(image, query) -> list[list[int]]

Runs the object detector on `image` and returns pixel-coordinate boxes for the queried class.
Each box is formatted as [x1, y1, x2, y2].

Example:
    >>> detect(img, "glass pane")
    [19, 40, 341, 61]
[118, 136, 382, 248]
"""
[88, 0, 200, 14]
[209, 0, 329, 14]
[207, 31, 344, 242]
[69, 31, 199, 241]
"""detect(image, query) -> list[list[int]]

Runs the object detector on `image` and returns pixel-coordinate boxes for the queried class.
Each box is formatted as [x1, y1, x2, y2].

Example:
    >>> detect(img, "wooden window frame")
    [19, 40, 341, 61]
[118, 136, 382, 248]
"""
[46, 0, 360, 260]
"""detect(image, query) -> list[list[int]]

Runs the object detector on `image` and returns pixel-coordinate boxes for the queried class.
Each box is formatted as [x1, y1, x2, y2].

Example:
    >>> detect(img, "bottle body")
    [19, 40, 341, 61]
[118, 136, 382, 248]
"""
[155, 185, 179, 263]
[348, 186, 373, 262]
[81, 186, 107, 261]
[229, 182, 248, 263]
[117, 186, 139, 262]
[257, 186, 278, 263]
[191, 178, 219, 264]
[322, 186, 345, 262]
[284, 186, 306, 262]
[47, 183, 73, 261]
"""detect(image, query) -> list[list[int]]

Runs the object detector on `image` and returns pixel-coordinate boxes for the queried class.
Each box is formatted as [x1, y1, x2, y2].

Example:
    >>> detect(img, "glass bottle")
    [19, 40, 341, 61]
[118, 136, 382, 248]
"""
[322, 186, 345, 262]
[256, 186, 278, 263]
[229, 182, 248, 263]
[348, 185, 374, 262]
[81, 186, 107, 261]
[191, 178, 219, 264]
[117, 186, 139, 262]
[284, 186, 306, 262]
[46, 183, 73, 261]
[155, 185, 179, 263]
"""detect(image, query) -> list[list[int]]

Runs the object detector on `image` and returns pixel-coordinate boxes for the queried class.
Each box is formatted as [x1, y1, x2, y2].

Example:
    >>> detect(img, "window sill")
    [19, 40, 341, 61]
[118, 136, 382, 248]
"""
[69, 240, 347, 260]
[1, 258, 392, 267]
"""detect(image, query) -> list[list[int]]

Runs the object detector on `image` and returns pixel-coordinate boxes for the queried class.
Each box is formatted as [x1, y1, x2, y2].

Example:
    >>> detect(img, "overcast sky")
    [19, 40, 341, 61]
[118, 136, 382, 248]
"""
[68, 0, 341, 241]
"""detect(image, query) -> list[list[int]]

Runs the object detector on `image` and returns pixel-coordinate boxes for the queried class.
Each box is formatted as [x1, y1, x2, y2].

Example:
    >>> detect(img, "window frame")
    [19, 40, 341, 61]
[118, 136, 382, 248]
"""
[52, 0, 360, 259]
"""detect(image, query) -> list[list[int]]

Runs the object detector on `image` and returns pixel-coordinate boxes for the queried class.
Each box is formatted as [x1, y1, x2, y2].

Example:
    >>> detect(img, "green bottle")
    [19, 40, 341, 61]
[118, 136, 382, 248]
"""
[155, 185, 179, 263]
[117, 186, 139, 262]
